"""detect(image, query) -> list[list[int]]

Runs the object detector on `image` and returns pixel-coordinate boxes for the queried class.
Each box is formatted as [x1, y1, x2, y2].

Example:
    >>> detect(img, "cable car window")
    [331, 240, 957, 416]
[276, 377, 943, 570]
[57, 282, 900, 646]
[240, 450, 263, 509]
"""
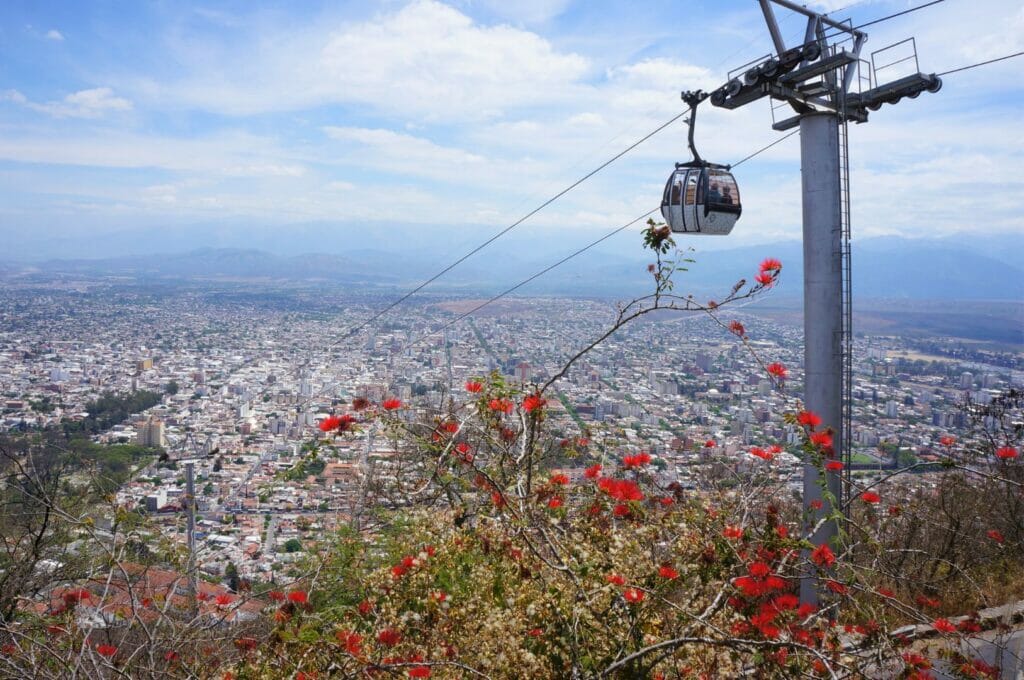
[685, 174, 698, 205]
[670, 180, 682, 205]
[709, 170, 740, 206]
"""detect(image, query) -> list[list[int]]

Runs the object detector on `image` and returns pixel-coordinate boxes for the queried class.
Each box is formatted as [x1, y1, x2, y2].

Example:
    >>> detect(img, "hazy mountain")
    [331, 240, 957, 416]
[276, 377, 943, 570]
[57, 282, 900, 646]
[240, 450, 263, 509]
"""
[4, 234, 1022, 302]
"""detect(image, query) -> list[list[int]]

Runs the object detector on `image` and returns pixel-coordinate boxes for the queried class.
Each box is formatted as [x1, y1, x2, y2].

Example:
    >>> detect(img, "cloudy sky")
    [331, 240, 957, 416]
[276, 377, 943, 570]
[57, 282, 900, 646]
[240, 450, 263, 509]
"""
[0, 0, 1021, 260]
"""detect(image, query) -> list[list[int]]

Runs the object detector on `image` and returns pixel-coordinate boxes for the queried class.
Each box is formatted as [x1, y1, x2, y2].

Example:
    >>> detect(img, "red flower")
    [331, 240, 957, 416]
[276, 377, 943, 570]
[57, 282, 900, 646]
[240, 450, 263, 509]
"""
[522, 394, 546, 413]
[382, 398, 402, 411]
[606, 573, 626, 586]
[809, 431, 833, 449]
[547, 497, 563, 510]
[759, 257, 782, 273]
[528, 627, 544, 637]
[723, 525, 744, 539]
[861, 491, 881, 504]
[811, 543, 836, 568]
[336, 630, 362, 655]
[391, 565, 407, 578]
[825, 580, 847, 595]
[584, 463, 602, 479]
[319, 415, 342, 432]
[598, 478, 644, 502]
[825, 460, 843, 472]
[63, 588, 91, 605]
[96, 644, 118, 658]
[442, 421, 459, 433]
[987, 529, 1005, 544]
[775, 525, 788, 539]
[490, 491, 506, 508]
[488, 398, 514, 414]
[766, 363, 787, 380]
[215, 593, 234, 606]
[622, 452, 652, 468]
[268, 590, 285, 602]
[749, 447, 774, 461]
[409, 667, 431, 678]
[704, 439, 716, 448]
[729, 321, 745, 336]
[996, 446, 1019, 460]
[658, 565, 679, 580]
[377, 629, 402, 646]
[810, 499, 823, 510]
[749, 562, 771, 578]
[358, 600, 373, 616]
[755, 272, 774, 286]
[876, 587, 895, 598]
[933, 618, 956, 634]
[939, 435, 955, 447]
[352, 397, 370, 411]
[549, 473, 569, 486]
[287, 590, 308, 604]
[164, 650, 179, 662]
[465, 380, 483, 393]
[612, 504, 631, 517]
[623, 588, 645, 603]
[797, 410, 822, 429]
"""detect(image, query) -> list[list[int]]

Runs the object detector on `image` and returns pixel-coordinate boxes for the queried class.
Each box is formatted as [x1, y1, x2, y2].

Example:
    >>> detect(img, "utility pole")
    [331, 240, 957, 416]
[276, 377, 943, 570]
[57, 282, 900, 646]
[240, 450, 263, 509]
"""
[706, 0, 940, 605]
[185, 460, 198, 616]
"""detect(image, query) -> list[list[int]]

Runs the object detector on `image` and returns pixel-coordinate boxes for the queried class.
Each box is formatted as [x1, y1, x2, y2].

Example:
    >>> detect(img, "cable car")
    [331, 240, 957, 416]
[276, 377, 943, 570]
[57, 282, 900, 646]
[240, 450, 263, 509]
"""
[660, 91, 742, 235]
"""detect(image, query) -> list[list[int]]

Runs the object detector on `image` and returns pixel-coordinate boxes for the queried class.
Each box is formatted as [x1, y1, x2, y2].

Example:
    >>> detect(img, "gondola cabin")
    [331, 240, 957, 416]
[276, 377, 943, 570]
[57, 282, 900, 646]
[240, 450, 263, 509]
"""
[660, 165, 741, 235]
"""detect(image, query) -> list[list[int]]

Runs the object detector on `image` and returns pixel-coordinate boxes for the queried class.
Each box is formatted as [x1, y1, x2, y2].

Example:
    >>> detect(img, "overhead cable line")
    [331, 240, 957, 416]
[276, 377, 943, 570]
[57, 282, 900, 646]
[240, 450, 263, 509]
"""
[329, 110, 688, 346]
[937, 51, 1024, 76]
[391, 130, 801, 355]
[852, 0, 945, 29]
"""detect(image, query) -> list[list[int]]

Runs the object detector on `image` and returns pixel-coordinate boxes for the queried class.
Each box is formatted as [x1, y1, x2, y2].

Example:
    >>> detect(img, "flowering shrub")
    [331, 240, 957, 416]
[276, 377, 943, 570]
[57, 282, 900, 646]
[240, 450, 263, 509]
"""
[1, 224, 1021, 678]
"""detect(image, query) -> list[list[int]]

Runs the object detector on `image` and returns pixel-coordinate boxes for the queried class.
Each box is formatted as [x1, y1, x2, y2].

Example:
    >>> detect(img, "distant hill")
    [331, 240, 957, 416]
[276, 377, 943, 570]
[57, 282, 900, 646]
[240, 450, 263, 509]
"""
[3, 235, 1022, 302]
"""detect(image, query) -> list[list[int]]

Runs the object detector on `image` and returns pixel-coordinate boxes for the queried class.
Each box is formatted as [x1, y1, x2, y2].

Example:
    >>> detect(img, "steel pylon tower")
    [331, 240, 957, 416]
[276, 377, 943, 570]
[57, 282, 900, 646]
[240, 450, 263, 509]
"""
[705, 0, 941, 605]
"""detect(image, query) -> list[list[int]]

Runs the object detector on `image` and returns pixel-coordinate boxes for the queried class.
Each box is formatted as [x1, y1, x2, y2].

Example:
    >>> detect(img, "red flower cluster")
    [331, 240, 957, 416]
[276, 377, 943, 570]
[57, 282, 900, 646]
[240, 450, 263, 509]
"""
[622, 452, 652, 468]
[756, 257, 782, 286]
[336, 630, 363, 655]
[749, 447, 775, 462]
[996, 446, 1019, 460]
[723, 525, 744, 540]
[377, 629, 402, 646]
[382, 398, 402, 411]
[658, 565, 679, 580]
[729, 321, 745, 337]
[465, 380, 483, 393]
[797, 410, 822, 429]
[734, 562, 786, 598]
[933, 618, 957, 634]
[549, 473, 569, 486]
[606, 573, 626, 586]
[488, 398, 514, 415]
[320, 414, 356, 433]
[809, 431, 833, 449]
[96, 644, 118, 658]
[861, 491, 881, 504]
[522, 394, 546, 413]
[939, 435, 956, 447]
[704, 439, 716, 448]
[623, 588, 645, 603]
[215, 593, 234, 606]
[987, 529, 1005, 544]
[288, 590, 308, 604]
[766, 362, 787, 380]
[597, 478, 644, 502]
[584, 463, 602, 479]
[62, 588, 91, 605]
[811, 543, 835, 568]
[825, 460, 843, 472]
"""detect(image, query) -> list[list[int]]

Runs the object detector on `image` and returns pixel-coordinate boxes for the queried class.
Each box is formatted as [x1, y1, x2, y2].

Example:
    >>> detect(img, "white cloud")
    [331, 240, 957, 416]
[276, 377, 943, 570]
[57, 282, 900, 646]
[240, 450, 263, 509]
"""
[6, 87, 132, 118]
[156, 0, 589, 121]
[45, 29, 64, 41]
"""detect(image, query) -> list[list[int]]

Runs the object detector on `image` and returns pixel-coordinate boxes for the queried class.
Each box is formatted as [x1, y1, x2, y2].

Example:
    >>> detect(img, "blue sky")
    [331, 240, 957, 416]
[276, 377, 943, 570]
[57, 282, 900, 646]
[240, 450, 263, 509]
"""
[0, 0, 1021, 259]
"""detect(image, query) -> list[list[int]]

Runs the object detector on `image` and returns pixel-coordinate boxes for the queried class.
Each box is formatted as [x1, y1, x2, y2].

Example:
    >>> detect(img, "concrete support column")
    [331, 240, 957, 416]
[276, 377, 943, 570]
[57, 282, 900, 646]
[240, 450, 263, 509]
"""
[799, 113, 844, 606]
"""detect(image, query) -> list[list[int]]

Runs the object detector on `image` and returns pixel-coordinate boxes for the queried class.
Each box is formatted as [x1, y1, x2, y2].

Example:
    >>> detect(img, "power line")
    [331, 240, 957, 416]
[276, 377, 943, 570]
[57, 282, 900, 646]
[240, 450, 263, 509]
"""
[852, 0, 945, 30]
[390, 130, 801, 355]
[937, 50, 1024, 76]
[331, 110, 688, 345]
